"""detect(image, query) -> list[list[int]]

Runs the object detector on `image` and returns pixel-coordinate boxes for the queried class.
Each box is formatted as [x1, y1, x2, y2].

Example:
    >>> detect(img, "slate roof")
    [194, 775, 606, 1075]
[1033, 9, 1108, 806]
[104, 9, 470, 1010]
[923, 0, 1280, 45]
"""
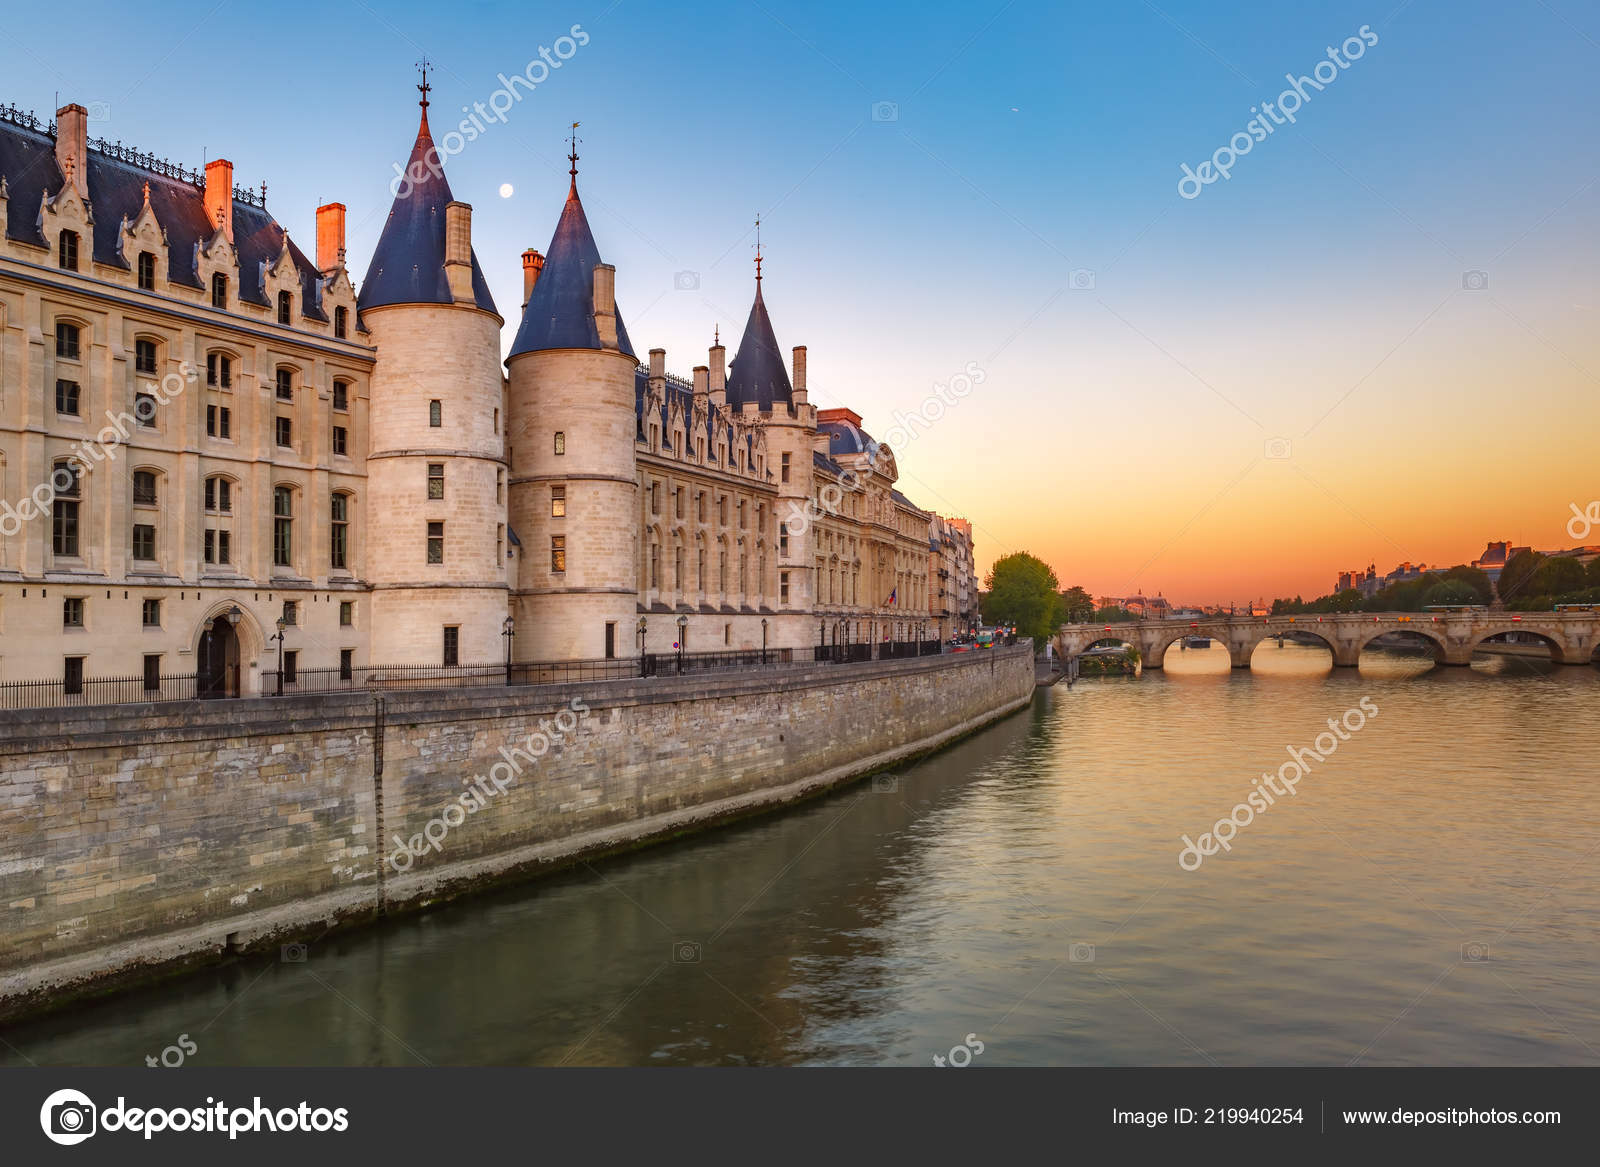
[818, 415, 879, 457]
[724, 281, 792, 410]
[358, 105, 496, 314]
[510, 176, 634, 358]
[0, 117, 329, 319]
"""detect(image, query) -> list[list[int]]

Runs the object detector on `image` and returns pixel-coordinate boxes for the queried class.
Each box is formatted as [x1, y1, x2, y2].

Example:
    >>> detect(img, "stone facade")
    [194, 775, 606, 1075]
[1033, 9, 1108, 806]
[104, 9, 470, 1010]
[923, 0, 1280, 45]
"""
[0, 93, 970, 693]
[0, 644, 1034, 1017]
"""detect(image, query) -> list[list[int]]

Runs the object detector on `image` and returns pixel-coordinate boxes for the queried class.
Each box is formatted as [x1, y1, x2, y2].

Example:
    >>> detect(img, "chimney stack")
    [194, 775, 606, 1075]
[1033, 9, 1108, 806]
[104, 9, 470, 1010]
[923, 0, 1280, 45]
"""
[709, 338, 726, 408]
[444, 202, 474, 302]
[521, 248, 544, 307]
[648, 347, 666, 392]
[55, 104, 88, 201]
[315, 202, 346, 272]
[692, 365, 709, 400]
[792, 345, 807, 405]
[204, 159, 234, 241]
[593, 263, 618, 349]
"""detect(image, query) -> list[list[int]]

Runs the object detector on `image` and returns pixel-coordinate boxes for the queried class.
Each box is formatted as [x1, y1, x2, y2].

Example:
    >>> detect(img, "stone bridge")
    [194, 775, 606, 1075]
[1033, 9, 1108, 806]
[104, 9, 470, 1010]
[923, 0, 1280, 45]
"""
[1054, 612, 1600, 670]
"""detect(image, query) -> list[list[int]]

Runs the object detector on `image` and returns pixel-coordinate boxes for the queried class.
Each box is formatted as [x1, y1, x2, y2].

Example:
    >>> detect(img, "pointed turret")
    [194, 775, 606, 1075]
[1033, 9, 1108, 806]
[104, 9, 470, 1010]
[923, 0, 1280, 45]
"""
[358, 77, 497, 313]
[509, 152, 634, 357]
[725, 225, 792, 411]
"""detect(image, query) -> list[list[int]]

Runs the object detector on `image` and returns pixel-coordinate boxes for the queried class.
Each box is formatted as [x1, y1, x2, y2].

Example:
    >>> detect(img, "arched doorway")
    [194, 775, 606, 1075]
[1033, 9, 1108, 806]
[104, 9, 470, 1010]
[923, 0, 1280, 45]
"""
[197, 616, 241, 699]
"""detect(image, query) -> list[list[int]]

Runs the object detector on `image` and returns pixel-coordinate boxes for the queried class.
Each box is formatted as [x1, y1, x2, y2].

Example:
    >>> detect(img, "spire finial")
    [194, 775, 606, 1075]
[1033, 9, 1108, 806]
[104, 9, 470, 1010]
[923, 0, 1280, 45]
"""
[416, 58, 432, 109]
[714, 324, 720, 346]
[753, 214, 763, 283]
[568, 122, 581, 181]
[141, 179, 150, 205]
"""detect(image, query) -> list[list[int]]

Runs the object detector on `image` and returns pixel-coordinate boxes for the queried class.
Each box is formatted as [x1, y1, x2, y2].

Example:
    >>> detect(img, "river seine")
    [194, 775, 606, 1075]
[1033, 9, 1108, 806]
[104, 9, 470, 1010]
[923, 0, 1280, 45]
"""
[5, 645, 1598, 1067]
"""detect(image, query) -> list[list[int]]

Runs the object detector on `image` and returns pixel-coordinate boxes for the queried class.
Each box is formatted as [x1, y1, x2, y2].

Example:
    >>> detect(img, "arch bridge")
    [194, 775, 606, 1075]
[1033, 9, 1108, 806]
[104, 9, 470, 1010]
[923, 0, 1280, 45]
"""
[1054, 612, 1600, 670]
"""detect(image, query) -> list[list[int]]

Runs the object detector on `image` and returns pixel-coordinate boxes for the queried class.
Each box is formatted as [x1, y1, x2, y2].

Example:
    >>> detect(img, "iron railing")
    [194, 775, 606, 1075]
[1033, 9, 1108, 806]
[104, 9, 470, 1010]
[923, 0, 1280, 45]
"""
[0, 671, 200, 710]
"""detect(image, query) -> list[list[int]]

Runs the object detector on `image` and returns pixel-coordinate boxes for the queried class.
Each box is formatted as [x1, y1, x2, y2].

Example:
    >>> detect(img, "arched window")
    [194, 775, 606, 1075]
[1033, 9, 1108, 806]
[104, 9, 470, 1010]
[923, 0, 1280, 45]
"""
[137, 251, 156, 291]
[275, 368, 294, 400]
[206, 352, 232, 388]
[330, 492, 351, 570]
[132, 470, 158, 507]
[204, 475, 233, 514]
[135, 338, 159, 376]
[59, 230, 79, 271]
[277, 290, 293, 324]
[273, 487, 294, 567]
[211, 273, 228, 308]
[334, 306, 348, 339]
[55, 321, 81, 360]
[52, 460, 81, 556]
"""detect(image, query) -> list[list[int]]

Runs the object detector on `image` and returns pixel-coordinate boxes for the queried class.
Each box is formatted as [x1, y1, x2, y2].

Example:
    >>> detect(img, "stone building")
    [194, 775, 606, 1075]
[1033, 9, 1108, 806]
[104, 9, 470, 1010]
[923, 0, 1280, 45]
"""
[0, 91, 964, 694]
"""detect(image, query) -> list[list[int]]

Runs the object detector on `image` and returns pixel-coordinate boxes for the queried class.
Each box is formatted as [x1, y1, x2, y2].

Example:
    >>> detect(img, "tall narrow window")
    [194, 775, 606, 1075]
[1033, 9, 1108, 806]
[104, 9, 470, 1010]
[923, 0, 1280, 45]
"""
[135, 338, 158, 375]
[551, 534, 566, 573]
[553, 430, 565, 455]
[550, 485, 565, 517]
[334, 306, 348, 339]
[443, 626, 460, 667]
[132, 523, 156, 560]
[427, 521, 444, 564]
[332, 380, 348, 411]
[212, 273, 228, 308]
[427, 463, 445, 500]
[273, 487, 293, 567]
[52, 460, 80, 556]
[275, 368, 294, 400]
[59, 230, 79, 271]
[142, 598, 162, 628]
[137, 251, 157, 291]
[133, 470, 158, 507]
[144, 654, 162, 691]
[332, 425, 348, 456]
[64, 657, 85, 696]
[55, 379, 80, 415]
[275, 416, 293, 448]
[781, 452, 792, 482]
[330, 493, 349, 569]
[429, 399, 442, 427]
[779, 522, 789, 556]
[56, 321, 80, 360]
[206, 353, 231, 387]
[277, 290, 292, 324]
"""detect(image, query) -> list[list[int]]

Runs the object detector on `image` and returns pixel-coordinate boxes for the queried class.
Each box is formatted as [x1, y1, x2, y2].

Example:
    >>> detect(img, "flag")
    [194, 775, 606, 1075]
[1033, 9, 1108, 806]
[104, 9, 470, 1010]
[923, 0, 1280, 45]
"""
[886, 588, 897, 606]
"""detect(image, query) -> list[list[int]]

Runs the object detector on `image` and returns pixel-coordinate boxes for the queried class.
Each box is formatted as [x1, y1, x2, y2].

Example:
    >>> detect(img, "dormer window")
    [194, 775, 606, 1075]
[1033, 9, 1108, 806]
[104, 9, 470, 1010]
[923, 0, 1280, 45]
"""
[334, 306, 348, 339]
[277, 290, 292, 324]
[137, 252, 156, 291]
[59, 230, 79, 271]
[211, 273, 228, 308]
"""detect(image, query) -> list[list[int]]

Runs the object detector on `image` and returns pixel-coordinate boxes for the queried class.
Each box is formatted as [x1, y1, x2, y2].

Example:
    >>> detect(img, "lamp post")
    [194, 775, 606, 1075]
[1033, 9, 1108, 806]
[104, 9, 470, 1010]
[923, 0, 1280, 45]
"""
[761, 617, 768, 665]
[637, 616, 648, 677]
[271, 616, 287, 696]
[676, 614, 688, 673]
[502, 615, 515, 686]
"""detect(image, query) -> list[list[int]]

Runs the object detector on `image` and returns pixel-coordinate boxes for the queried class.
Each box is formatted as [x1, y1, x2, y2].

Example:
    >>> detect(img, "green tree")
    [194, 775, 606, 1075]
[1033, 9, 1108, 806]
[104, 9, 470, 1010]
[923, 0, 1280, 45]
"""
[1093, 605, 1137, 623]
[983, 552, 1062, 642]
[1059, 586, 1095, 623]
[1497, 550, 1545, 606]
[1421, 578, 1481, 608]
[1532, 555, 1587, 598]
[1588, 557, 1600, 589]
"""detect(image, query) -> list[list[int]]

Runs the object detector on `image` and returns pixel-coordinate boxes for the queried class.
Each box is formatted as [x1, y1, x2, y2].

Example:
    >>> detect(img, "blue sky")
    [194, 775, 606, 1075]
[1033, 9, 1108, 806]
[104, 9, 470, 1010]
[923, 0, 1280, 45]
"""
[6, 0, 1597, 599]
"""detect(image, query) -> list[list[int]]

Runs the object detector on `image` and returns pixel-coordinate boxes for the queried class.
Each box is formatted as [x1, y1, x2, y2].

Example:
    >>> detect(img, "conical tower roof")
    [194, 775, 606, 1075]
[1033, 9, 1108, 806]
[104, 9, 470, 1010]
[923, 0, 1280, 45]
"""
[725, 279, 792, 410]
[509, 171, 634, 358]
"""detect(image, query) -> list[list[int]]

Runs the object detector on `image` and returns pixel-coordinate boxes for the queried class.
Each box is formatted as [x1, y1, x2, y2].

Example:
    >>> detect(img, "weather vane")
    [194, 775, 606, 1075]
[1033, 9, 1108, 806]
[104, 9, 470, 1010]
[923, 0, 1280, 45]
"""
[753, 214, 763, 283]
[415, 57, 431, 108]
[568, 122, 581, 178]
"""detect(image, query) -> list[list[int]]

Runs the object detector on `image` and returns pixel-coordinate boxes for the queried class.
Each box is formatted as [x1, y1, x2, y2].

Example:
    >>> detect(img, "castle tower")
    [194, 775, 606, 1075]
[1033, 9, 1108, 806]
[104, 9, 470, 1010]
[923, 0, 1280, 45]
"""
[726, 244, 817, 647]
[358, 77, 507, 665]
[505, 141, 639, 661]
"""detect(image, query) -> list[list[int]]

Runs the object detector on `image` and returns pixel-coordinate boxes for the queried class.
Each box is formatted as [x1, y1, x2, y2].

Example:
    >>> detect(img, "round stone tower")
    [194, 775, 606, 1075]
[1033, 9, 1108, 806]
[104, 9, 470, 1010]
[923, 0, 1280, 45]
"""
[505, 149, 639, 661]
[358, 84, 507, 665]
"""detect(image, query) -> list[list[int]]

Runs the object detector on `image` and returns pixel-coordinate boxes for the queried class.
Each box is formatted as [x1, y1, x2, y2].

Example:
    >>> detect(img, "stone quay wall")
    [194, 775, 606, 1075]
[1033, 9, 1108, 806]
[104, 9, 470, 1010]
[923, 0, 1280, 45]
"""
[0, 644, 1034, 1018]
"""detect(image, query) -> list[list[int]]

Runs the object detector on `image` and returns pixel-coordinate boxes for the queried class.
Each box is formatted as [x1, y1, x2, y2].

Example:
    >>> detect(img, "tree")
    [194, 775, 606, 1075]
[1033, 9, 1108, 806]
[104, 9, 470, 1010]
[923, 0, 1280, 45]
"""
[983, 552, 1062, 642]
[1497, 550, 1545, 606]
[1421, 578, 1481, 608]
[1532, 555, 1587, 598]
[1059, 586, 1094, 623]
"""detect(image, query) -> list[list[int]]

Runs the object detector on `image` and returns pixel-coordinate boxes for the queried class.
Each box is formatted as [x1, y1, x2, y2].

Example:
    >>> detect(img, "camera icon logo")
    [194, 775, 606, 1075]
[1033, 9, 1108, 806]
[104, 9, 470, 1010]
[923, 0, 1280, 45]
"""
[86, 101, 112, 122]
[1462, 270, 1489, 291]
[673, 940, 702, 963]
[40, 1088, 97, 1146]
[1461, 941, 1490, 963]
[1069, 941, 1096, 963]
[280, 942, 308, 963]
[871, 774, 898, 793]
[1264, 437, 1292, 460]
[673, 270, 700, 291]
[1069, 268, 1096, 291]
[871, 101, 899, 122]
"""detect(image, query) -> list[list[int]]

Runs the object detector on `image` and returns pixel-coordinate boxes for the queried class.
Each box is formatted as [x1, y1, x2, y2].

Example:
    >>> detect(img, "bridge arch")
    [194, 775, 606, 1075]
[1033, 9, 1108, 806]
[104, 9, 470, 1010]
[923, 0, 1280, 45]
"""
[1354, 624, 1448, 662]
[1468, 626, 1569, 664]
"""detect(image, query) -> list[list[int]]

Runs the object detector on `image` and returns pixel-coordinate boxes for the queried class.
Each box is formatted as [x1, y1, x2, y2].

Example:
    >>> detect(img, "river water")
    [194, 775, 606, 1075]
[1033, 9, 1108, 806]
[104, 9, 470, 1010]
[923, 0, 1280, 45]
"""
[5, 645, 1598, 1067]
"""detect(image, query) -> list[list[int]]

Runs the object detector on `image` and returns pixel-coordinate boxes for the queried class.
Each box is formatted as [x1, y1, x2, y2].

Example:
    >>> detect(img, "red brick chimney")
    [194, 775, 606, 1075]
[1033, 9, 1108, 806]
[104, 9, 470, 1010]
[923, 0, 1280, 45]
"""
[204, 159, 233, 241]
[315, 202, 346, 272]
[55, 104, 89, 200]
[521, 248, 544, 307]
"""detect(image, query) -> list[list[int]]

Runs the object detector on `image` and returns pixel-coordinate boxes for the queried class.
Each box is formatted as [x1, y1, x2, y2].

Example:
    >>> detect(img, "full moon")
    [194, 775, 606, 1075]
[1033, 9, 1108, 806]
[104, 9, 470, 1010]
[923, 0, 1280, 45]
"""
[498, 183, 514, 199]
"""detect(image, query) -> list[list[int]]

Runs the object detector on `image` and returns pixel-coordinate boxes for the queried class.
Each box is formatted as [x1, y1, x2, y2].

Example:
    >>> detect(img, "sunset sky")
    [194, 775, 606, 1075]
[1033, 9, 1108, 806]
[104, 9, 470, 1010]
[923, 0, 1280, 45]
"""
[8, 0, 1596, 603]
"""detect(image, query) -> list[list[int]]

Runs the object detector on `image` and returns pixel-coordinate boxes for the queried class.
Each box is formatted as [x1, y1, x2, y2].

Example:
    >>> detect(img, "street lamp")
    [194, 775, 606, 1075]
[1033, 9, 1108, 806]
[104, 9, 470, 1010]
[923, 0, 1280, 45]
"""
[676, 614, 688, 673]
[502, 615, 515, 686]
[637, 616, 648, 677]
[761, 617, 768, 665]
[271, 616, 287, 696]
